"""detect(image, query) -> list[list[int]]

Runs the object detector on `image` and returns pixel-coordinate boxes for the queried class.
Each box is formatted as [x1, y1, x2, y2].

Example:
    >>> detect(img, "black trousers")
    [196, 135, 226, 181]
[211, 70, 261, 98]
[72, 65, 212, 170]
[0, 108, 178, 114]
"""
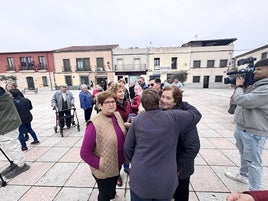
[59, 110, 71, 128]
[174, 177, 190, 201]
[93, 174, 118, 201]
[84, 108, 93, 122]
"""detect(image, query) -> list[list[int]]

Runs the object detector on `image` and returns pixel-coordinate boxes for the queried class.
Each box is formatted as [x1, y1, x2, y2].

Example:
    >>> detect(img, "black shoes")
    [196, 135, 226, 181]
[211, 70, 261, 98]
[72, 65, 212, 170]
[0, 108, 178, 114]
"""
[31, 140, 40, 145]
[4, 163, 30, 179]
[21, 147, 28, 151]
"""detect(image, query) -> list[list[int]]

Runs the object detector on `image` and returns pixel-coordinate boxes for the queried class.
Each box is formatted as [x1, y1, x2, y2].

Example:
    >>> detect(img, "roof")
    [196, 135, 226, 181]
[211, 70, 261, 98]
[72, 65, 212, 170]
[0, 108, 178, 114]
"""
[234, 44, 268, 58]
[181, 38, 237, 47]
[53, 44, 119, 52]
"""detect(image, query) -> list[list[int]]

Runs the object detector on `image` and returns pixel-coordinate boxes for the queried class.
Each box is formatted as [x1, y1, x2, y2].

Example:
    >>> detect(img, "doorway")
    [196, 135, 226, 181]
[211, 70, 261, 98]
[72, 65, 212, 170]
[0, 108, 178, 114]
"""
[203, 76, 209, 88]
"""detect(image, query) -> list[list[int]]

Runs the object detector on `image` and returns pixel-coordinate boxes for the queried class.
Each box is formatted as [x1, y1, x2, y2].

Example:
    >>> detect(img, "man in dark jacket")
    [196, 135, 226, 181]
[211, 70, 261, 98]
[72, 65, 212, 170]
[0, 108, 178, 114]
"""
[0, 87, 30, 179]
[9, 89, 40, 151]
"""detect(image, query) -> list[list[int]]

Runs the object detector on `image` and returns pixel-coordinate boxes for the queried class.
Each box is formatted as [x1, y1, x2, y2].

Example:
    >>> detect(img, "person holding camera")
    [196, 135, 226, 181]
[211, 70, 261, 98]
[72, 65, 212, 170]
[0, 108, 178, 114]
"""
[224, 58, 268, 190]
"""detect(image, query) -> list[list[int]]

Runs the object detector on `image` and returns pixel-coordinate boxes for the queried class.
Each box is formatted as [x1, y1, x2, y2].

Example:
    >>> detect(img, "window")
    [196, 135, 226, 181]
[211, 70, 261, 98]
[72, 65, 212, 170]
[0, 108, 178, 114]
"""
[38, 56, 46, 69]
[65, 75, 72, 86]
[261, 52, 267, 60]
[76, 58, 91, 71]
[219, 59, 228, 67]
[116, 59, 123, 70]
[134, 58, 141, 70]
[215, 75, 223, 82]
[63, 59, 71, 71]
[7, 57, 14, 69]
[171, 57, 177, 69]
[193, 76, 200, 83]
[193, 60, 201, 68]
[96, 58, 104, 71]
[154, 58, 160, 70]
[42, 76, 48, 86]
[20, 57, 34, 70]
[80, 76, 89, 85]
[207, 60, 215, 68]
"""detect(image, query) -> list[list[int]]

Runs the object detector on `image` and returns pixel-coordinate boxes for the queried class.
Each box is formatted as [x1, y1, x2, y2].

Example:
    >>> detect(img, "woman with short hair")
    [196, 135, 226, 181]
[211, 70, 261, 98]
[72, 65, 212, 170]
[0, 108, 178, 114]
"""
[80, 91, 127, 201]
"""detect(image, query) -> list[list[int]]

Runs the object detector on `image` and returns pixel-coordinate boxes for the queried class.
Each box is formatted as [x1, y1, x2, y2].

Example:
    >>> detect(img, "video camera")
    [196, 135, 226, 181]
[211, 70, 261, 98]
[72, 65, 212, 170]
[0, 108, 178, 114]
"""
[224, 57, 256, 88]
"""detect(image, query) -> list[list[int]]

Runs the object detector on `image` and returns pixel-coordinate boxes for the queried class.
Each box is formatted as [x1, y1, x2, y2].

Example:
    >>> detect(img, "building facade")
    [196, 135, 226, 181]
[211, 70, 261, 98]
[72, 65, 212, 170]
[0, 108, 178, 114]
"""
[0, 51, 55, 90]
[53, 45, 118, 90]
[113, 38, 236, 88]
[234, 44, 268, 68]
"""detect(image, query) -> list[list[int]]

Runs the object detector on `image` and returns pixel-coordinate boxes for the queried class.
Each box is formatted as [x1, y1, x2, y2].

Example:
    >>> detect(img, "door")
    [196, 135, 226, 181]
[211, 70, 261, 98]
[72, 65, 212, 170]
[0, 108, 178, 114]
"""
[203, 76, 209, 88]
[26, 76, 35, 89]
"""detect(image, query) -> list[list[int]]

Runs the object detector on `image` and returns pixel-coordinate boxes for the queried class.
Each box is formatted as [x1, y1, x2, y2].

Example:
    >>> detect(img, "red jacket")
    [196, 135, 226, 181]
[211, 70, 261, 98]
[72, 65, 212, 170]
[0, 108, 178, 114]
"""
[116, 100, 132, 122]
[244, 190, 268, 201]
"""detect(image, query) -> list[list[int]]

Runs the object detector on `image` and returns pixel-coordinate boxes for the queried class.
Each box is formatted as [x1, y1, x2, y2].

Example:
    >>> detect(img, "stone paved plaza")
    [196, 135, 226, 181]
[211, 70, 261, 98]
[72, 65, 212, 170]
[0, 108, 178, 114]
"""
[0, 88, 267, 201]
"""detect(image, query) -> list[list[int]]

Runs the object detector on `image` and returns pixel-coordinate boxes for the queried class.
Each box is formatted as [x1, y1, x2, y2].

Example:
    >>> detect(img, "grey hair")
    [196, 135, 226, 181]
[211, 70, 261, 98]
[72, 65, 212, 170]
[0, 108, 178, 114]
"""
[80, 84, 88, 89]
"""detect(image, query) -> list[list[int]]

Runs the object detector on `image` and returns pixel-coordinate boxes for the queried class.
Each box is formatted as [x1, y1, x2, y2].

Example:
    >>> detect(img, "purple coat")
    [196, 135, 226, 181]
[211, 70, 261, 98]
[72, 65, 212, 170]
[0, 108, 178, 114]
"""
[124, 108, 201, 199]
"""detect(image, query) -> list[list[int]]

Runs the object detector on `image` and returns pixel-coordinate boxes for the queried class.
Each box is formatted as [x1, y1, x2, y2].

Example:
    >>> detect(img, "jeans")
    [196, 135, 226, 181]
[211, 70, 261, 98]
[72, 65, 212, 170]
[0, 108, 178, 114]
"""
[130, 190, 171, 201]
[234, 128, 267, 190]
[19, 123, 39, 148]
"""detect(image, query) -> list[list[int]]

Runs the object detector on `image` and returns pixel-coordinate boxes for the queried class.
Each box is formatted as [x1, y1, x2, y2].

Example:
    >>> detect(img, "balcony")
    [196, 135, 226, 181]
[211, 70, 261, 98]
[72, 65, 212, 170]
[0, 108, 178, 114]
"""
[114, 64, 147, 72]
[19, 65, 35, 71]
[76, 66, 92, 72]
[6, 65, 16, 72]
[36, 64, 48, 71]
[96, 67, 106, 72]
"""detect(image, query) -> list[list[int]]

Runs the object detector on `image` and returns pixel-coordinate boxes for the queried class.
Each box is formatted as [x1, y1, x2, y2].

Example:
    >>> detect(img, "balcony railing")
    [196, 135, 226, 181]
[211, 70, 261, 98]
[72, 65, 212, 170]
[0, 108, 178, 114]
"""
[6, 65, 16, 71]
[114, 64, 147, 71]
[19, 65, 35, 71]
[36, 64, 48, 71]
[96, 67, 106, 72]
[76, 66, 92, 72]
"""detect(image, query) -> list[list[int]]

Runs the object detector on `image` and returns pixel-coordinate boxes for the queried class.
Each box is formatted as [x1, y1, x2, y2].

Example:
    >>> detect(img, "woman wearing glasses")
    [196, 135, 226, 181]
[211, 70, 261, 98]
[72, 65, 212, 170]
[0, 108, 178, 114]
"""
[109, 82, 132, 185]
[80, 91, 127, 201]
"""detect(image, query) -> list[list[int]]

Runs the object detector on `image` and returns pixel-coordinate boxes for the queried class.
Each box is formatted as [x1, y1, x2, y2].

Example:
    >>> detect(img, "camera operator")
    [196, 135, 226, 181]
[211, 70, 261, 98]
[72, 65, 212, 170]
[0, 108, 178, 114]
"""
[0, 87, 30, 179]
[225, 58, 268, 190]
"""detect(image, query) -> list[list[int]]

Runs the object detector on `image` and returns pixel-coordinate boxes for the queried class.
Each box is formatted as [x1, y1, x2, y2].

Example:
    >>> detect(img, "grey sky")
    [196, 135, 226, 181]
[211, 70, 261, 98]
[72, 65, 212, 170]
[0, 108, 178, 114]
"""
[1, 0, 267, 56]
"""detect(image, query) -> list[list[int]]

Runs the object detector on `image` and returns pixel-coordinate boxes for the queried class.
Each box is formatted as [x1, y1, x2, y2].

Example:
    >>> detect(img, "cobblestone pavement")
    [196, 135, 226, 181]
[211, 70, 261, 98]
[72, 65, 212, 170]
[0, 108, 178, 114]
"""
[0, 88, 267, 201]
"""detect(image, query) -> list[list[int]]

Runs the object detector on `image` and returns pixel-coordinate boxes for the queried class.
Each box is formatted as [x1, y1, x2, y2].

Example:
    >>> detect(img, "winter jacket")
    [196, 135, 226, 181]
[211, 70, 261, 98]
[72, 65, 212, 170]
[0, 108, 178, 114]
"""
[0, 88, 21, 135]
[124, 107, 201, 199]
[12, 96, 33, 124]
[234, 78, 268, 136]
[79, 90, 93, 110]
[51, 90, 74, 111]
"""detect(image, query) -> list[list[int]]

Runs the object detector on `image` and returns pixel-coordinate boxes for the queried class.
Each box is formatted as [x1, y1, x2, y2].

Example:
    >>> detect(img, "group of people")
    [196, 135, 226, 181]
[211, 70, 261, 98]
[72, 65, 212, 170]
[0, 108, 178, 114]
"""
[80, 75, 202, 201]
[79, 57, 268, 201]
[1, 58, 268, 200]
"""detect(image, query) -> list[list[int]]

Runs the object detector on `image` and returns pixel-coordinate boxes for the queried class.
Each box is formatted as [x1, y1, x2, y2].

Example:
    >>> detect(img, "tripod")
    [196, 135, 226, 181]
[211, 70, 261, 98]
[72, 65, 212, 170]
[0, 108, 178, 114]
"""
[0, 148, 14, 187]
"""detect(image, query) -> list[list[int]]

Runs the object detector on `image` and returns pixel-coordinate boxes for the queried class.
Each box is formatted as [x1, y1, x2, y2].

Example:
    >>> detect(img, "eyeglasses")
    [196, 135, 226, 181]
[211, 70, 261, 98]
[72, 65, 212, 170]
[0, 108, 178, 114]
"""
[103, 100, 116, 105]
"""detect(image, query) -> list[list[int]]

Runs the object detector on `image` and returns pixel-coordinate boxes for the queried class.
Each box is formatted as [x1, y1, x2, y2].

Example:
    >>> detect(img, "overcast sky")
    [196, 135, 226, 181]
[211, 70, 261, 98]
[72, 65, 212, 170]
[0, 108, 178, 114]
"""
[0, 0, 267, 56]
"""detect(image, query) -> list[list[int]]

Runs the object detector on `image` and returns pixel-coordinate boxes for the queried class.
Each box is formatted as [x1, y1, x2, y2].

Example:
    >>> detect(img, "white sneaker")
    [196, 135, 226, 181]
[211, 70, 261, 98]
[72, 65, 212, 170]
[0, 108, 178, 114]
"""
[224, 172, 248, 184]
